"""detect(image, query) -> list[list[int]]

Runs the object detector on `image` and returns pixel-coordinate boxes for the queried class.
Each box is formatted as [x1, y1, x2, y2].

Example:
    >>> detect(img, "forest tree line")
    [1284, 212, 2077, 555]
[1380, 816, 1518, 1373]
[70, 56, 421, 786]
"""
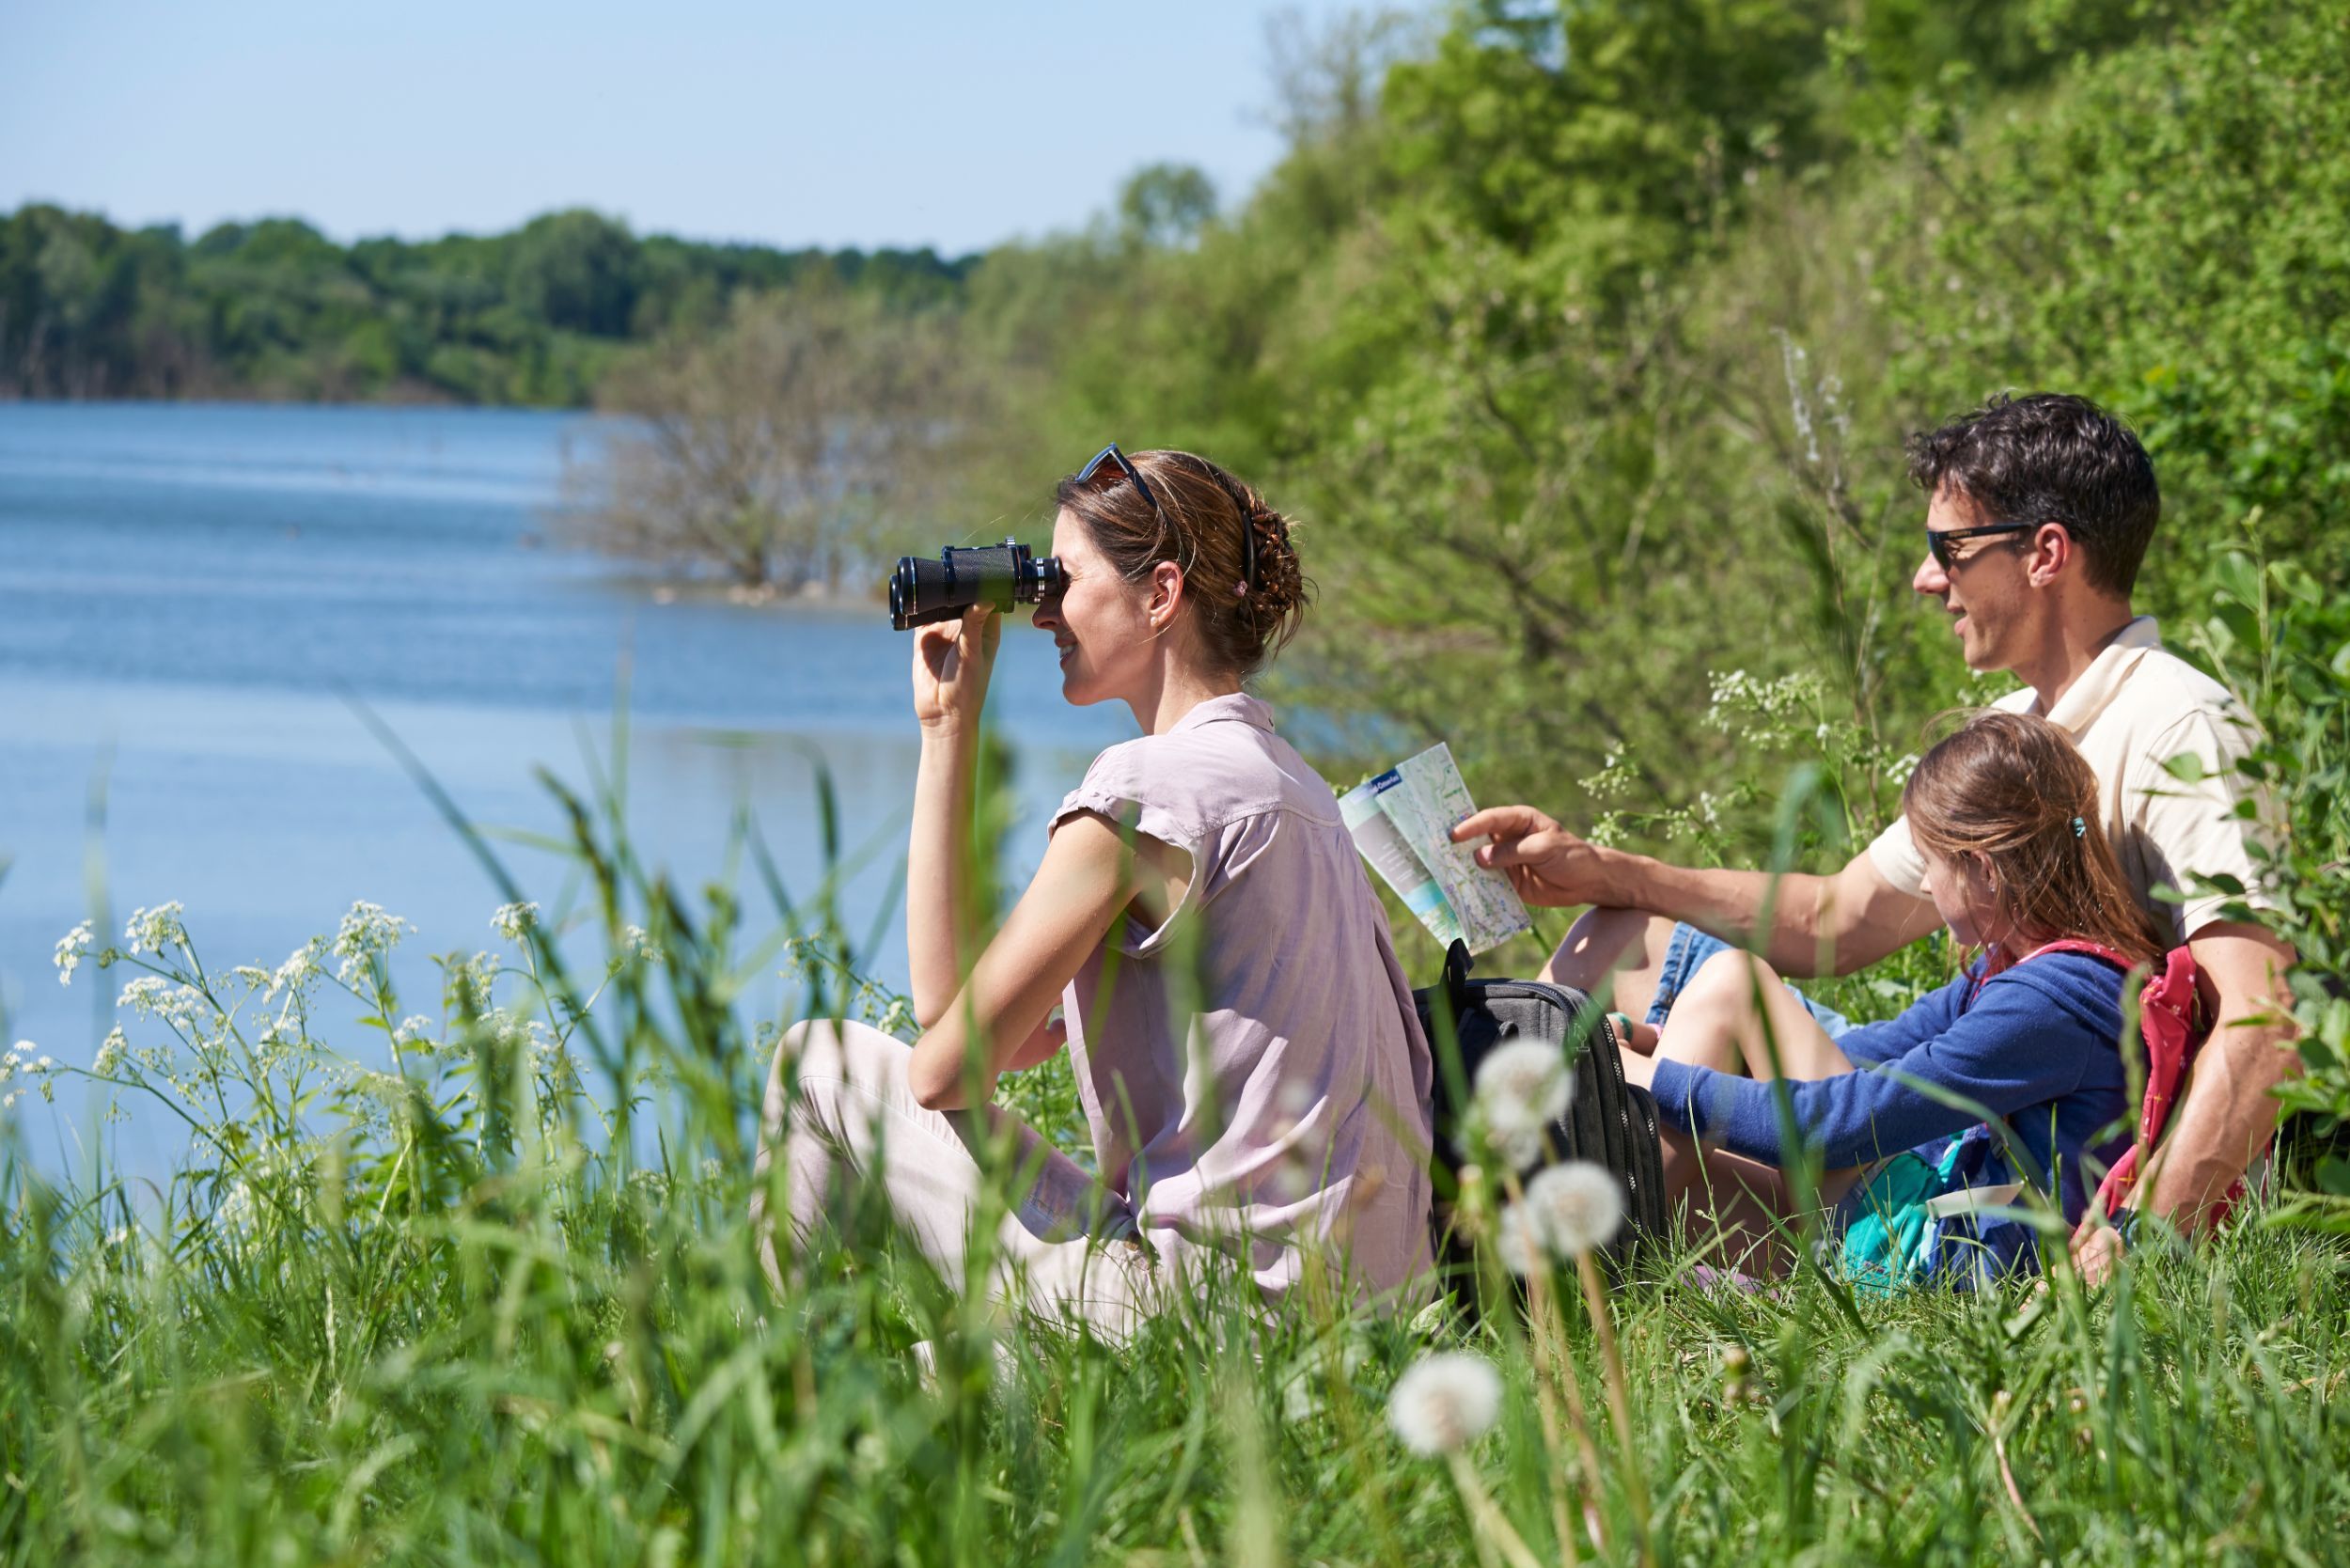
[0, 203, 969, 405]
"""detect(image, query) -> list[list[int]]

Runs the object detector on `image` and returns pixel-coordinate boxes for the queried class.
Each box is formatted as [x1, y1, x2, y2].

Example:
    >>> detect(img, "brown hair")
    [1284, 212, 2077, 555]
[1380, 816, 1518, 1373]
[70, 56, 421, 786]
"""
[1901, 709, 2165, 967]
[1053, 448, 1311, 679]
[1904, 392, 2160, 596]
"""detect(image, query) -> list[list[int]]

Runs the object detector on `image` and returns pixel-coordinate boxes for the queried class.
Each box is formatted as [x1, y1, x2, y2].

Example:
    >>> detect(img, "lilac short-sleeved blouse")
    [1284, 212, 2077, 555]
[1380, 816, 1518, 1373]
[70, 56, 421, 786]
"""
[1050, 692, 1436, 1306]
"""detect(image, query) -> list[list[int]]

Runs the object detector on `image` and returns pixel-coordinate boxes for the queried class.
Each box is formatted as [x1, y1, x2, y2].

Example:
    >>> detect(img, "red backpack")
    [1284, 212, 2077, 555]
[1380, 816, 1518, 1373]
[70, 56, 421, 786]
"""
[2017, 940, 2238, 1221]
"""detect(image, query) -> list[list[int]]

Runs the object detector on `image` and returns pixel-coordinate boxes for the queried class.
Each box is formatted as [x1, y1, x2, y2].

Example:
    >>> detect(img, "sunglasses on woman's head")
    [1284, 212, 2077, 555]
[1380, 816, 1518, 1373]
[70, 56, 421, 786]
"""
[1927, 520, 2044, 572]
[1075, 444, 1167, 518]
[1075, 444, 1261, 595]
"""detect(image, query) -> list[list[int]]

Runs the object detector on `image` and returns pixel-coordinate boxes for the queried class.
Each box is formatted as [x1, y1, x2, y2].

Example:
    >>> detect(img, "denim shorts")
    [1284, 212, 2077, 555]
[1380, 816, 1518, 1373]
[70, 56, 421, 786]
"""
[1643, 921, 1855, 1039]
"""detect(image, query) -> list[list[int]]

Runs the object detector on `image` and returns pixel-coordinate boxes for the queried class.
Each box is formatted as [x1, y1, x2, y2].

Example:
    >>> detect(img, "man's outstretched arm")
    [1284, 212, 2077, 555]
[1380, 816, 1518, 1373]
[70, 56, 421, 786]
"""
[1450, 805, 1938, 979]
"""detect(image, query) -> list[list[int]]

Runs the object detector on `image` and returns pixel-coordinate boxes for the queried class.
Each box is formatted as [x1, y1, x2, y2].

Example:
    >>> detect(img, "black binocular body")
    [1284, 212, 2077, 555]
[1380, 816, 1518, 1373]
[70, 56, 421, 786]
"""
[888, 540, 1063, 630]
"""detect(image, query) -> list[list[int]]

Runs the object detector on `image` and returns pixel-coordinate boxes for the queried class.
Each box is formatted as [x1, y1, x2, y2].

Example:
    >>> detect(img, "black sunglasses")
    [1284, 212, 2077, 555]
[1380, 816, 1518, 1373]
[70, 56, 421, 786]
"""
[1075, 444, 1167, 518]
[1927, 520, 2043, 572]
[1073, 444, 1260, 593]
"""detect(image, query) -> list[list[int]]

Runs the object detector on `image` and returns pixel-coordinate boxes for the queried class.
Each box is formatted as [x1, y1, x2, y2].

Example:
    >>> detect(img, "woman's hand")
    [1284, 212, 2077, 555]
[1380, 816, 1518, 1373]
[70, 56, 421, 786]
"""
[912, 606, 1001, 734]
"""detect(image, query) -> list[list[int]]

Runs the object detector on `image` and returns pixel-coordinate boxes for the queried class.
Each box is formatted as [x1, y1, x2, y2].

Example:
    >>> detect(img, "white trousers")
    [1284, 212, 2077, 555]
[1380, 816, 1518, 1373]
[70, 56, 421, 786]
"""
[752, 1018, 1157, 1340]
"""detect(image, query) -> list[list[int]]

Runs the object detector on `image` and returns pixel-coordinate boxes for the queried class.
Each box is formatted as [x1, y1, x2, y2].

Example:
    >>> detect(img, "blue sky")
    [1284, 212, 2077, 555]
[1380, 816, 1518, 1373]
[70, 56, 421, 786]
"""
[2, 0, 1366, 254]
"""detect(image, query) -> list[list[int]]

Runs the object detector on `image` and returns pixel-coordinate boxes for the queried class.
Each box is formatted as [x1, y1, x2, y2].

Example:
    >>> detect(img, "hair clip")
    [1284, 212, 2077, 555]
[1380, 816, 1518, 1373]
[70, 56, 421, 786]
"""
[2072, 816, 2086, 839]
[1235, 581, 1249, 597]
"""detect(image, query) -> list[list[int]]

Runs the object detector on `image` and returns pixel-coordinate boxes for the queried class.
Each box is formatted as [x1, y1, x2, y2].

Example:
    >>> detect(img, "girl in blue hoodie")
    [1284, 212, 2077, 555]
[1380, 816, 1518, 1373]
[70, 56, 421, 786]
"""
[1616, 710, 2167, 1284]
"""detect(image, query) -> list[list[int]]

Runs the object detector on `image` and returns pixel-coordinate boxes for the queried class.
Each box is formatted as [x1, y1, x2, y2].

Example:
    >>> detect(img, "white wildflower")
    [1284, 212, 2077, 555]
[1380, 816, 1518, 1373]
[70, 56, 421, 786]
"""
[874, 996, 916, 1039]
[392, 1015, 438, 1051]
[268, 939, 325, 1002]
[93, 1027, 129, 1076]
[118, 976, 211, 1031]
[7, 1045, 56, 1105]
[1474, 1040, 1573, 1138]
[122, 902, 187, 956]
[55, 921, 93, 985]
[619, 924, 664, 964]
[1386, 1352, 1503, 1455]
[1522, 1162, 1626, 1259]
[491, 902, 540, 944]
[332, 902, 414, 985]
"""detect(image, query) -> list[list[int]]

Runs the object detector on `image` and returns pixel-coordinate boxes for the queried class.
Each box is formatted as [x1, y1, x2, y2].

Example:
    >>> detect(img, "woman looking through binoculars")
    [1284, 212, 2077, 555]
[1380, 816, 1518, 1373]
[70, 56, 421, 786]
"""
[754, 447, 1436, 1336]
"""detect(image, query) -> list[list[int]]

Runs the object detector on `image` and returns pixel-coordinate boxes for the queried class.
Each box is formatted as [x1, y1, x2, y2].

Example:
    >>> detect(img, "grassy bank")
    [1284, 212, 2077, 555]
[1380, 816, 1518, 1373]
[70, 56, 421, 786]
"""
[5, 768, 2345, 1568]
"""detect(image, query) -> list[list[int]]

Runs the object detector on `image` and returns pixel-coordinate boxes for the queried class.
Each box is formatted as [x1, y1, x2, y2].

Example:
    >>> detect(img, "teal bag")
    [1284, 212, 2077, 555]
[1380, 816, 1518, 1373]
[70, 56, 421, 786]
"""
[1834, 1127, 2044, 1294]
[1833, 1151, 1949, 1296]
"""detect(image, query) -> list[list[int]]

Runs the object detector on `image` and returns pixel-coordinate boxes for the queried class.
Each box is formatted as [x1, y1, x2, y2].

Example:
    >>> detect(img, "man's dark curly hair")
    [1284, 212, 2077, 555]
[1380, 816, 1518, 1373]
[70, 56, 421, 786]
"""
[1905, 392, 2160, 596]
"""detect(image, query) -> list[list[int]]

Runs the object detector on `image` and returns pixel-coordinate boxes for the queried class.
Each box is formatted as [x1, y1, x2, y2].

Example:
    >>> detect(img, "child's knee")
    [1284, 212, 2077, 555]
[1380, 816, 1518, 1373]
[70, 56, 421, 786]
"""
[1685, 948, 1775, 999]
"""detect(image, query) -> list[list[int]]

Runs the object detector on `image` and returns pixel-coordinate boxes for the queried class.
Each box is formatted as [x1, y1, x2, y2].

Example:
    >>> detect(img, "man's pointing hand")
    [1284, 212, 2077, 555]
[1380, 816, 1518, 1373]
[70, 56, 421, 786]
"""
[1449, 805, 1616, 908]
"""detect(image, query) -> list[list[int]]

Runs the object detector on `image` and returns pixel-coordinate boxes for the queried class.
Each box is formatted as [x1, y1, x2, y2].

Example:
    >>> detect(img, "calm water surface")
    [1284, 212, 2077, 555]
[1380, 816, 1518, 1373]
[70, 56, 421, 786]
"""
[0, 402, 1131, 1176]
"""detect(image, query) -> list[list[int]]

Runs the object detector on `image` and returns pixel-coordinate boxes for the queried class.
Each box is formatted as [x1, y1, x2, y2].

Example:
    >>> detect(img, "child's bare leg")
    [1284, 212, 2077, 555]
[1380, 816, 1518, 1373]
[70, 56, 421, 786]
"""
[1643, 950, 1862, 1244]
[1637, 998, 1747, 1199]
[1674, 949, 1856, 1082]
[1543, 908, 1678, 1022]
[1680, 1148, 1867, 1278]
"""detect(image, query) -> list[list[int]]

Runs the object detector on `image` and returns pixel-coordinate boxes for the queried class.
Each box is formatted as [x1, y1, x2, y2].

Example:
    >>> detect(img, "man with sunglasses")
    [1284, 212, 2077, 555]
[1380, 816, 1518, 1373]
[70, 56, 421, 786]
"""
[1452, 392, 2296, 1280]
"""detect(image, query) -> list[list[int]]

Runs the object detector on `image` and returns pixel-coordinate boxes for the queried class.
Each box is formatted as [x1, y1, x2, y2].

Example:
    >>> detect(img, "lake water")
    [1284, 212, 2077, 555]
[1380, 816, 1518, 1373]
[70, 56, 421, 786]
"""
[0, 402, 1133, 1178]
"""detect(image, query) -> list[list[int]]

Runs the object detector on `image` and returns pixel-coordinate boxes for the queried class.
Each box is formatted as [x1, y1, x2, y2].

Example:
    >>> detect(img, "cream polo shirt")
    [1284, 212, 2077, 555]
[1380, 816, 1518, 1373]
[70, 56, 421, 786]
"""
[1868, 616, 2275, 948]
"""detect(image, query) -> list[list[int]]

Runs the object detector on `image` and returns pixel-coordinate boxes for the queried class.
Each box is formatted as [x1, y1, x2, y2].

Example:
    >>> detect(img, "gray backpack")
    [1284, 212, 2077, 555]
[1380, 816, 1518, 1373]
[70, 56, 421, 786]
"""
[1415, 940, 1668, 1270]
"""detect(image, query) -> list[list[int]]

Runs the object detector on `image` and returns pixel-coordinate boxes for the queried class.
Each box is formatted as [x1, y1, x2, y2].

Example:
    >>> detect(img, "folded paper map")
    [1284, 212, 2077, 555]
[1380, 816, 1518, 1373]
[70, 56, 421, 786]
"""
[1340, 743, 1531, 955]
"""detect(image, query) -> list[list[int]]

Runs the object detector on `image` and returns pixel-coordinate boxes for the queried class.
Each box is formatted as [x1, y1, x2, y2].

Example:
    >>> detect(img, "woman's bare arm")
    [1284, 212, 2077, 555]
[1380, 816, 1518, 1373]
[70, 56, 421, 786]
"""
[906, 811, 1183, 1111]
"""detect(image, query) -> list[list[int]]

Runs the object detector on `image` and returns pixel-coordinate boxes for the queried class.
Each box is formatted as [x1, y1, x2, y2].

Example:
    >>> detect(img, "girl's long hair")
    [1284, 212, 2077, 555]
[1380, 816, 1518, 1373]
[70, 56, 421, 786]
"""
[1902, 709, 2166, 968]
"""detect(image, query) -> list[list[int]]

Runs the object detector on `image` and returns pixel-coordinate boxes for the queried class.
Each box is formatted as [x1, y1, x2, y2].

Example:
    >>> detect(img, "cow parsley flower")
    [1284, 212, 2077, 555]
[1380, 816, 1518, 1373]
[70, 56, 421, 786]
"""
[619, 924, 663, 964]
[92, 1027, 129, 1076]
[55, 921, 93, 985]
[1387, 1352, 1503, 1455]
[491, 902, 540, 943]
[118, 976, 212, 1031]
[123, 902, 188, 957]
[3, 1044, 56, 1105]
[333, 902, 414, 985]
[1523, 1161, 1625, 1259]
[269, 939, 325, 1002]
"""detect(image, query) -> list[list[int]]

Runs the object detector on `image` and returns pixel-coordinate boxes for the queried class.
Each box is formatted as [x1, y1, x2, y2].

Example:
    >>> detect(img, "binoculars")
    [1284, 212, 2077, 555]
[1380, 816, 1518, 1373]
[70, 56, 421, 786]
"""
[888, 540, 1063, 631]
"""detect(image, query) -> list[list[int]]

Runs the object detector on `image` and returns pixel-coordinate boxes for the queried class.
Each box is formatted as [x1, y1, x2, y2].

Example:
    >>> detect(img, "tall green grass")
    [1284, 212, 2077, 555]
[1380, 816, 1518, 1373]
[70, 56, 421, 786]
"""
[5, 741, 2346, 1568]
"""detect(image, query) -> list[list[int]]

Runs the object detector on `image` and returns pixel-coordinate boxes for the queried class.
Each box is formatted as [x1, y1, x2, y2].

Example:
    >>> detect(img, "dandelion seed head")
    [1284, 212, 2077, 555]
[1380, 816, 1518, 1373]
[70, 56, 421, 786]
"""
[1473, 1040, 1573, 1135]
[1386, 1352, 1503, 1455]
[1524, 1161, 1625, 1258]
[1493, 1201, 1550, 1277]
[1490, 1121, 1551, 1170]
